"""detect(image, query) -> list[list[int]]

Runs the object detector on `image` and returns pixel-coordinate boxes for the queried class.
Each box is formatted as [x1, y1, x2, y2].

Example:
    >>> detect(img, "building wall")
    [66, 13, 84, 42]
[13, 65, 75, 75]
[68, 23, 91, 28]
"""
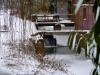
[72, 0, 95, 30]
[75, 5, 95, 30]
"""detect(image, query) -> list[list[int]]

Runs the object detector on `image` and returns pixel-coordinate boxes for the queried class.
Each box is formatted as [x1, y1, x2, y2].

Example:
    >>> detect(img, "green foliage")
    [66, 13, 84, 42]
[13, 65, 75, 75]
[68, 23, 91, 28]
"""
[93, 0, 98, 14]
[75, 33, 83, 45]
[68, 32, 76, 49]
[68, 32, 86, 52]
[97, 0, 100, 6]
[94, 13, 100, 46]
[92, 68, 98, 75]
[83, 0, 90, 3]
[67, 32, 72, 47]
[77, 36, 87, 56]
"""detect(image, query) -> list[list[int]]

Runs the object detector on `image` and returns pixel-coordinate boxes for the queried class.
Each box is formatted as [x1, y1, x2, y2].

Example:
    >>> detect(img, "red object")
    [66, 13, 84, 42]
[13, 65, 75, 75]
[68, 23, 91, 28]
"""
[74, 5, 95, 30]
[71, 0, 95, 30]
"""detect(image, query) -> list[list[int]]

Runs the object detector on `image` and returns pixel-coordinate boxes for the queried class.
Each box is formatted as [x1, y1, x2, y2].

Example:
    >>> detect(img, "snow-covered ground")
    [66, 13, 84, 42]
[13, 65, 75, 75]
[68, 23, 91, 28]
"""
[0, 9, 95, 75]
[45, 54, 95, 75]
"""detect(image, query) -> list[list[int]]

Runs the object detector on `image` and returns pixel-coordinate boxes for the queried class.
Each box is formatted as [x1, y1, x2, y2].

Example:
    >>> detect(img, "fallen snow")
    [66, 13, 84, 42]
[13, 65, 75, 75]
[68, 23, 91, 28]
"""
[45, 54, 95, 75]
[0, 9, 95, 75]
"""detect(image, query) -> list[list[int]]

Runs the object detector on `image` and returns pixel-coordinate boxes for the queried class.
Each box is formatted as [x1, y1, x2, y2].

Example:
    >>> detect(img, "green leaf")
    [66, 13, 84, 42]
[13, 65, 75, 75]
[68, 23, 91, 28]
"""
[97, 0, 100, 6]
[93, 0, 98, 14]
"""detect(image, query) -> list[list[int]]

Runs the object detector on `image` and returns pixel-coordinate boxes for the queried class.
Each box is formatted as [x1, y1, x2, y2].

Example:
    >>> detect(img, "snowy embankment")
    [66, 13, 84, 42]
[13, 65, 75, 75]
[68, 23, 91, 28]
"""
[0, 10, 95, 75]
